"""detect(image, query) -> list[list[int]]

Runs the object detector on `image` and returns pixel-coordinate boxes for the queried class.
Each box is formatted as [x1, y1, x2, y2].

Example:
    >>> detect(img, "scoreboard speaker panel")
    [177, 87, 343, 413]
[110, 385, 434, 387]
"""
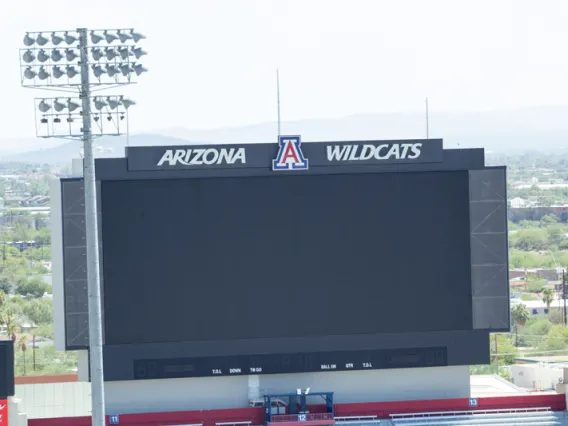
[0, 341, 14, 397]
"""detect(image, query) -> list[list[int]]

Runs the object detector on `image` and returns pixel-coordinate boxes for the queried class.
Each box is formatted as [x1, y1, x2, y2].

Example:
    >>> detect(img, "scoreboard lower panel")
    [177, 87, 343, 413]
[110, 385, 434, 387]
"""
[133, 346, 448, 380]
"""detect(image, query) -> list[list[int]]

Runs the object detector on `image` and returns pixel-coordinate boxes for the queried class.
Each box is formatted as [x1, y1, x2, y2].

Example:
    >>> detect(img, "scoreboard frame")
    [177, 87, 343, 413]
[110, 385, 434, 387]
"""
[51, 137, 509, 381]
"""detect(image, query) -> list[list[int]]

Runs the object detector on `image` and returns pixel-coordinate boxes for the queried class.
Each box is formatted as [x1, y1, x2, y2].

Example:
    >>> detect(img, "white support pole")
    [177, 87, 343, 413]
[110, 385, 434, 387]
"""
[78, 27, 106, 426]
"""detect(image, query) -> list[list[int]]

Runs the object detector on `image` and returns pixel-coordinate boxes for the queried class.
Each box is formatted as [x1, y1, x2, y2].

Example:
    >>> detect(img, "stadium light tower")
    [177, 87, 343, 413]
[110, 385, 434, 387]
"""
[19, 28, 148, 426]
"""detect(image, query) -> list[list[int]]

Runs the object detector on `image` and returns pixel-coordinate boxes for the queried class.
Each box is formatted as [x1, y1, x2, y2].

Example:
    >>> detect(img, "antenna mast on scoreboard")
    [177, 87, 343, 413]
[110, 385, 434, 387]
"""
[277, 69, 281, 138]
[425, 97, 430, 139]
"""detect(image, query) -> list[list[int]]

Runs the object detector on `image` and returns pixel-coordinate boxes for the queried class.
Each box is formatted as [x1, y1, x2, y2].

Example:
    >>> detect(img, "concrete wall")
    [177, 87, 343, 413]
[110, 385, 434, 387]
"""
[510, 364, 564, 391]
[105, 375, 250, 414]
[104, 365, 470, 415]
[9, 396, 29, 426]
[14, 382, 91, 419]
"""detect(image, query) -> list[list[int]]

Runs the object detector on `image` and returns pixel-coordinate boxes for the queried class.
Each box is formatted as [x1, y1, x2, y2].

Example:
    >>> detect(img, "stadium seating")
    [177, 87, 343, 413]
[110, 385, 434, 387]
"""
[335, 416, 381, 426]
[389, 407, 567, 425]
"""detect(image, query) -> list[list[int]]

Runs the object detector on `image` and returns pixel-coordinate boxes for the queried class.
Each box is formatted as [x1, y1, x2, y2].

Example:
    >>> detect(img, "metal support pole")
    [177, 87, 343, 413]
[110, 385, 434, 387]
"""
[276, 69, 281, 138]
[562, 269, 566, 327]
[425, 97, 429, 139]
[78, 27, 106, 426]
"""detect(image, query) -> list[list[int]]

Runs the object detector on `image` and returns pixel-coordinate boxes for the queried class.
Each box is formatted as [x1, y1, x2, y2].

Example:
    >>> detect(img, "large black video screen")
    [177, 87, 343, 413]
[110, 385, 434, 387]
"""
[101, 171, 473, 346]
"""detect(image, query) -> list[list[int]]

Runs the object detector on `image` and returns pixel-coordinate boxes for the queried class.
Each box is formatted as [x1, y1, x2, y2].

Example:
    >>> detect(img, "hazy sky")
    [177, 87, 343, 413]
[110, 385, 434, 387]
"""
[2, 0, 568, 139]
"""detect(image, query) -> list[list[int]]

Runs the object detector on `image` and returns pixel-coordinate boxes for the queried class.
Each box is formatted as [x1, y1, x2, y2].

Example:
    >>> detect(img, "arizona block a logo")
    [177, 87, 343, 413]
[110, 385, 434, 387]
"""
[272, 135, 309, 171]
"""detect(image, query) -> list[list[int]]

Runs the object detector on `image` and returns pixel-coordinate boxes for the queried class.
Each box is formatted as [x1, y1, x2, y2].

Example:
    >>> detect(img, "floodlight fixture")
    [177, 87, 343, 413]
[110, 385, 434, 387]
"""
[93, 97, 107, 110]
[52, 66, 64, 79]
[38, 100, 50, 113]
[51, 49, 63, 62]
[117, 30, 132, 43]
[24, 67, 36, 79]
[104, 30, 117, 44]
[92, 65, 104, 78]
[118, 47, 130, 60]
[107, 96, 120, 109]
[119, 63, 131, 77]
[132, 63, 147, 76]
[67, 99, 80, 112]
[22, 50, 35, 63]
[38, 67, 50, 80]
[120, 96, 135, 109]
[66, 65, 78, 78]
[51, 32, 64, 45]
[23, 33, 34, 46]
[105, 64, 118, 77]
[21, 27, 148, 89]
[65, 48, 78, 62]
[64, 31, 77, 45]
[104, 47, 117, 61]
[91, 48, 103, 61]
[130, 30, 145, 42]
[36, 33, 49, 46]
[37, 50, 49, 63]
[53, 98, 65, 112]
[132, 47, 147, 59]
[90, 31, 103, 44]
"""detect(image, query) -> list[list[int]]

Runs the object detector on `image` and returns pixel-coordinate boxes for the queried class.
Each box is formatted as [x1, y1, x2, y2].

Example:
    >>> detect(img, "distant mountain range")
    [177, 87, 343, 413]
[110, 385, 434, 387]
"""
[0, 134, 199, 165]
[2, 105, 568, 165]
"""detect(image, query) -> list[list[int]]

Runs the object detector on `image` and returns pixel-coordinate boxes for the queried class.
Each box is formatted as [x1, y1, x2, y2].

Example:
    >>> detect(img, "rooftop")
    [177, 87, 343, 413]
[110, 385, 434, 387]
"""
[470, 374, 529, 397]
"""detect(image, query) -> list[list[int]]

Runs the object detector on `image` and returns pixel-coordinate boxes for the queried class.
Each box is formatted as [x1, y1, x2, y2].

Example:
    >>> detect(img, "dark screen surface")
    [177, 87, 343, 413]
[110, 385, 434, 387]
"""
[101, 171, 472, 346]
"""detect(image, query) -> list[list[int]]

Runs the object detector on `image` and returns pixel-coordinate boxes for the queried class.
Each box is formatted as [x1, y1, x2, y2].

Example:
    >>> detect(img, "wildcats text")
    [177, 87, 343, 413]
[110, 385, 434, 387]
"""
[326, 143, 422, 162]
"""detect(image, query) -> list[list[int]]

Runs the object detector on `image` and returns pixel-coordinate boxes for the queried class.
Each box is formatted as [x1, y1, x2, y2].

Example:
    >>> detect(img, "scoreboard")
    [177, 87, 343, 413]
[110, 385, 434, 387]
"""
[55, 137, 509, 381]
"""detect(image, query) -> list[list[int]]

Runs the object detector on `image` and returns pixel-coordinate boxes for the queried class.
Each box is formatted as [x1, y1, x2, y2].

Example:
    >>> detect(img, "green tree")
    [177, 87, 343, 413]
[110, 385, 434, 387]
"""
[542, 288, 554, 314]
[34, 228, 51, 246]
[18, 335, 28, 375]
[511, 229, 548, 251]
[509, 250, 555, 268]
[22, 299, 52, 325]
[526, 274, 547, 292]
[546, 224, 565, 246]
[511, 303, 530, 326]
[0, 276, 14, 295]
[6, 321, 19, 343]
[536, 325, 568, 351]
[541, 214, 559, 226]
[16, 277, 48, 298]
[11, 223, 33, 242]
[549, 309, 566, 325]
[34, 323, 53, 339]
[492, 334, 519, 365]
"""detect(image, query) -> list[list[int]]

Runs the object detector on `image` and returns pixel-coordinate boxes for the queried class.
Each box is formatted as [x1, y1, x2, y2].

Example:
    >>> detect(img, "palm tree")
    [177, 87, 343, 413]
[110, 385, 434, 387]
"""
[512, 303, 530, 327]
[542, 288, 554, 315]
[7, 323, 18, 345]
[19, 335, 28, 375]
